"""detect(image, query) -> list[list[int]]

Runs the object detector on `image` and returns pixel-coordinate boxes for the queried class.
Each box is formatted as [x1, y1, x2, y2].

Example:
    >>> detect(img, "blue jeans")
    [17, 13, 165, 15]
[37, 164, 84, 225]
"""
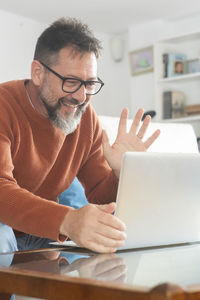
[0, 223, 54, 263]
[0, 223, 54, 300]
[0, 225, 56, 300]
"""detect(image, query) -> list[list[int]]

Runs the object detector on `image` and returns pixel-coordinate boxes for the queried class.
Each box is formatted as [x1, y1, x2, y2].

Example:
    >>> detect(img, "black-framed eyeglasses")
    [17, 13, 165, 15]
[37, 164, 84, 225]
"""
[39, 61, 104, 95]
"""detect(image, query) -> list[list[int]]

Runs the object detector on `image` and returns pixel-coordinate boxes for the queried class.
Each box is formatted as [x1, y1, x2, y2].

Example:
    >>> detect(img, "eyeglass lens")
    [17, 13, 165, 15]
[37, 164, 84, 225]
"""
[63, 79, 102, 95]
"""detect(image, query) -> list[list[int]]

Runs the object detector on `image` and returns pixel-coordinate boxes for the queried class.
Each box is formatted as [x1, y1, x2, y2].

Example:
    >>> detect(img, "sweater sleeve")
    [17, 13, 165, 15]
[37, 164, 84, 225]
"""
[0, 96, 70, 242]
[77, 109, 118, 204]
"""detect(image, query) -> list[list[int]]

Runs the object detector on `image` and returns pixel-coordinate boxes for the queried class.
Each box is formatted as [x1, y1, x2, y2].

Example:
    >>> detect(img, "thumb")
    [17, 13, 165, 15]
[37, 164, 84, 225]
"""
[97, 202, 116, 214]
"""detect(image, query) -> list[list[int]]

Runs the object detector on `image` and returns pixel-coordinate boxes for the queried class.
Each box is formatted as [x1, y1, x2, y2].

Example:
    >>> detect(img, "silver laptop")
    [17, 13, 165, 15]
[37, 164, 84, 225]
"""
[115, 152, 200, 250]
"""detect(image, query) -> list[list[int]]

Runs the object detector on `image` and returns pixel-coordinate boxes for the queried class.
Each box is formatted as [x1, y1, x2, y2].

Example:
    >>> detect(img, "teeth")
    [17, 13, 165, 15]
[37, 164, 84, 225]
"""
[62, 99, 85, 108]
[68, 103, 77, 108]
[65, 102, 78, 108]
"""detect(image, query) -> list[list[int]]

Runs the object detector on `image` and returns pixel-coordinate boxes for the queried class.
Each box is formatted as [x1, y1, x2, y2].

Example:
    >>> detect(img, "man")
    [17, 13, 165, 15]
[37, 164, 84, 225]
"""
[0, 18, 160, 254]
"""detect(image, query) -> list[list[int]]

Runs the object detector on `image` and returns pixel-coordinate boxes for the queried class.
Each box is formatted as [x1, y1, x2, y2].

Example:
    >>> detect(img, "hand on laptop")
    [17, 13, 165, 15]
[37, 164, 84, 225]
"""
[102, 108, 160, 177]
[60, 202, 126, 253]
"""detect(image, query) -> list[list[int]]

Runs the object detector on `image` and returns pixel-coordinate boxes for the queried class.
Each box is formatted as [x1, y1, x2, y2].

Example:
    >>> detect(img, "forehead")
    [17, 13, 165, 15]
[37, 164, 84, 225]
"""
[55, 47, 97, 77]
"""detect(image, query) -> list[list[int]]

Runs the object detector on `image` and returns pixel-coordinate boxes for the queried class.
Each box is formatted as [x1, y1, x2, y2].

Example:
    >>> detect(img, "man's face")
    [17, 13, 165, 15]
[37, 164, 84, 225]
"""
[38, 47, 98, 135]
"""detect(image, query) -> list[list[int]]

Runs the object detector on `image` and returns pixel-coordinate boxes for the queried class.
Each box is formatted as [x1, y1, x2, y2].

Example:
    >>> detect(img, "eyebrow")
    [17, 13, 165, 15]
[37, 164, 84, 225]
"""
[66, 75, 98, 81]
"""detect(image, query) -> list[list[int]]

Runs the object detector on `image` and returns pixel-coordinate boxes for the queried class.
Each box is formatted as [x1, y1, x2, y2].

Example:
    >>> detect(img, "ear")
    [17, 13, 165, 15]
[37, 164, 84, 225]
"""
[31, 60, 44, 86]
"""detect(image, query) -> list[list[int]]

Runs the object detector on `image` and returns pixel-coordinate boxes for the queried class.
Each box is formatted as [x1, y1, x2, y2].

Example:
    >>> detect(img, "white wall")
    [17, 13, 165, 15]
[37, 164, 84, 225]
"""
[91, 32, 131, 117]
[3, 9, 200, 121]
[128, 15, 200, 118]
[0, 9, 46, 82]
[0, 9, 130, 118]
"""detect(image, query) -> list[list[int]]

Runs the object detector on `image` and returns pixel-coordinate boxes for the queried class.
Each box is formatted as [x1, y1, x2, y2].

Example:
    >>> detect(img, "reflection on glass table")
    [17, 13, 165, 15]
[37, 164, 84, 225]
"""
[1, 243, 200, 289]
[7, 250, 126, 283]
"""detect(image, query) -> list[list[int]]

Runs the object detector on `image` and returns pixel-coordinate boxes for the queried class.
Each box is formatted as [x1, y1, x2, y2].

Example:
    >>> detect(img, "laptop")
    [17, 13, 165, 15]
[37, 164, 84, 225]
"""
[115, 152, 200, 250]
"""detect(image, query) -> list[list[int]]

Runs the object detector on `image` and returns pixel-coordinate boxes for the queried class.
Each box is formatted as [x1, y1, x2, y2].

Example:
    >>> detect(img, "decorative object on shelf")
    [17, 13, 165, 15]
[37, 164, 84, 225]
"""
[142, 110, 156, 121]
[162, 53, 187, 78]
[185, 59, 200, 74]
[197, 137, 200, 152]
[184, 104, 200, 116]
[129, 46, 153, 76]
[163, 91, 185, 119]
[110, 35, 125, 62]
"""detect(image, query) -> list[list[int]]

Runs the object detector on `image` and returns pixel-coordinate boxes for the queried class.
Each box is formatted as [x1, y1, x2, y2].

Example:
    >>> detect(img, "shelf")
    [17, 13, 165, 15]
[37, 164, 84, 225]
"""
[158, 72, 200, 83]
[154, 31, 200, 136]
[158, 31, 200, 44]
[161, 115, 200, 123]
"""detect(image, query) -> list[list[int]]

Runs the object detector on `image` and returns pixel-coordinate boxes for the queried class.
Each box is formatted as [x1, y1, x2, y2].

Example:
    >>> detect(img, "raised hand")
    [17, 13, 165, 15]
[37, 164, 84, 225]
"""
[102, 108, 160, 177]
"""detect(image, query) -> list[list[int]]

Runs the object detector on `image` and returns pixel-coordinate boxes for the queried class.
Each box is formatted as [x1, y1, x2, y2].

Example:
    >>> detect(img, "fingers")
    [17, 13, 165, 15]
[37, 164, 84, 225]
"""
[95, 221, 126, 242]
[129, 109, 160, 148]
[90, 231, 125, 249]
[136, 114, 151, 139]
[87, 233, 125, 253]
[96, 263, 126, 282]
[97, 202, 116, 214]
[61, 204, 126, 254]
[97, 203, 126, 232]
[85, 241, 117, 253]
[94, 257, 126, 281]
[78, 254, 126, 281]
[129, 108, 144, 135]
[117, 108, 129, 136]
[99, 211, 126, 231]
[144, 129, 161, 149]
[94, 256, 124, 276]
[88, 209, 126, 253]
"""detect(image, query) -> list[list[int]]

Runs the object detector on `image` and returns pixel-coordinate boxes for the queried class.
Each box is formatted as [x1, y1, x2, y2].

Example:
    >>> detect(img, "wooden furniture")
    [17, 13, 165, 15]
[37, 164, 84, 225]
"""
[1, 243, 200, 299]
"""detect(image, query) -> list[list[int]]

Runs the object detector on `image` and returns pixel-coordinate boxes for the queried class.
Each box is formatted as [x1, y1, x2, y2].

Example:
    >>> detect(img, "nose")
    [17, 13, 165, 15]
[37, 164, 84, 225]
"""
[72, 84, 87, 104]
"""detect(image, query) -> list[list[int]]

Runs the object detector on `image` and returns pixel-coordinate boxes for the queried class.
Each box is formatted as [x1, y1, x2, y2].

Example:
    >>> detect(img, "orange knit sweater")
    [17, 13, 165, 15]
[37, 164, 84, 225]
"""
[0, 80, 118, 241]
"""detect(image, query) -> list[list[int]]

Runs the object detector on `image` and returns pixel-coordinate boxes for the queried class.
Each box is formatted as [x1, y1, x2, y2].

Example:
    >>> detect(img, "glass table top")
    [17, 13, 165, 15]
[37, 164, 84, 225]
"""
[1, 242, 200, 289]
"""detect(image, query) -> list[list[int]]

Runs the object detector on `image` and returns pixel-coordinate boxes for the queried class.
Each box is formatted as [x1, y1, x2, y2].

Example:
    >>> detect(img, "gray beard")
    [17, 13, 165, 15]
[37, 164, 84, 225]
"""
[39, 94, 87, 135]
[52, 110, 83, 135]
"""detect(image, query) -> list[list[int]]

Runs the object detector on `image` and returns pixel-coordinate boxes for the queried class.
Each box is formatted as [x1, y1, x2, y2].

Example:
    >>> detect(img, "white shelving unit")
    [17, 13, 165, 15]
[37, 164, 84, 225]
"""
[158, 72, 200, 83]
[154, 31, 200, 137]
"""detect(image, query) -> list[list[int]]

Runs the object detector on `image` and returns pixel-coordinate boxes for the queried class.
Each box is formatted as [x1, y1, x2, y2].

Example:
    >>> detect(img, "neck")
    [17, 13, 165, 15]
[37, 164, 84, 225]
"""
[25, 80, 48, 117]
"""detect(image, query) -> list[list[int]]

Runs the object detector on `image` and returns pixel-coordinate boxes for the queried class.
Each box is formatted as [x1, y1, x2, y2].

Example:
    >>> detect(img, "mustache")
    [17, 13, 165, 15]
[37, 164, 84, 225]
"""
[60, 97, 86, 108]
[41, 96, 87, 121]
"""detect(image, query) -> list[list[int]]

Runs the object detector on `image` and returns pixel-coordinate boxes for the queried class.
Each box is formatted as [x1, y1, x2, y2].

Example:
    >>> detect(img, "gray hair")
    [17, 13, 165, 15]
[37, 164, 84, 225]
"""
[34, 17, 102, 66]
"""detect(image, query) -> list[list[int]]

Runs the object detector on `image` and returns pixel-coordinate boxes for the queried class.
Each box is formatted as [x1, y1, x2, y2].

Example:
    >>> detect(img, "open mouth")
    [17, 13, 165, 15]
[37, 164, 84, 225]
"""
[63, 102, 78, 108]
[60, 98, 85, 108]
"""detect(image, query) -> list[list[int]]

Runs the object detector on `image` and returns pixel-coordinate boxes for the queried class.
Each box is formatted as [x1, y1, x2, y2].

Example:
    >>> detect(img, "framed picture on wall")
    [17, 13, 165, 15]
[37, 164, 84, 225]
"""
[129, 46, 154, 76]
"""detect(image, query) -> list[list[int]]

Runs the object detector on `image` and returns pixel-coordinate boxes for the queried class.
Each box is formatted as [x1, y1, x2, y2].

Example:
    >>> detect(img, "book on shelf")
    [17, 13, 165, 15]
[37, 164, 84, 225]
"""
[184, 104, 200, 116]
[162, 53, 168, 78]
[163, 91, 185, 119]
[162, 53, 187, 78]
